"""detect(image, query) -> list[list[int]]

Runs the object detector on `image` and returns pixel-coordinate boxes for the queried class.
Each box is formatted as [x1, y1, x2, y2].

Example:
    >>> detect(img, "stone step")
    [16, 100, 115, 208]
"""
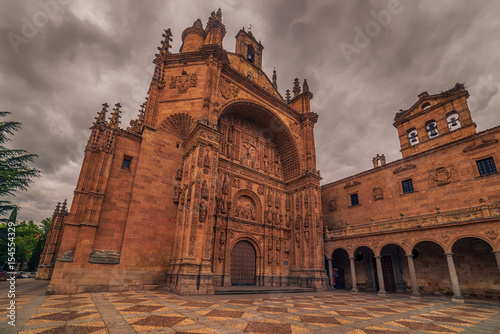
[214, 286, 317, 295]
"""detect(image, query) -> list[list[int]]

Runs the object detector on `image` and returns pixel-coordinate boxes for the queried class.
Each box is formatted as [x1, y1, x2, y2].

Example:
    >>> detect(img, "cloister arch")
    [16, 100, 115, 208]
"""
[412, 241, 450, 297]
[451, 237, 499, 299]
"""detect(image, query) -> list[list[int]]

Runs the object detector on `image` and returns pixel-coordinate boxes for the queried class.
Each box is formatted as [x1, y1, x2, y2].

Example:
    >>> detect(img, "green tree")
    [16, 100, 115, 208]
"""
[28, 217, 51, 270]
[0, 111, 41, 219]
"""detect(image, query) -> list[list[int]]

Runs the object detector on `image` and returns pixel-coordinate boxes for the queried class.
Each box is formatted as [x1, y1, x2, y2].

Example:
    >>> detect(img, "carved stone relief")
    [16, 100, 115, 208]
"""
[220, 79, 239, 99]
[328, 198, 337, 211]
[234, 195, 257, 221]
[373, 187, 384, 201]
[170, 71, 197, 94]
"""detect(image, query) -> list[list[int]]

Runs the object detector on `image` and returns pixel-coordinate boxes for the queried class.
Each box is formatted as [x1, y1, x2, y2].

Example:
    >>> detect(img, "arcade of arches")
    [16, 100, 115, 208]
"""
[325, 236, 500, 301]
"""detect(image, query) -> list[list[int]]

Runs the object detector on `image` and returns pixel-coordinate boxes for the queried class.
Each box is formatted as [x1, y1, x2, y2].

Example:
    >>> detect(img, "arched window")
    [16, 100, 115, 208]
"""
[426, 121, 439, 138]
[247, 45, 255, 63]
[446, 112, 461, 131]
[421, 102, 431, 110]
[407, 129, 419, 145]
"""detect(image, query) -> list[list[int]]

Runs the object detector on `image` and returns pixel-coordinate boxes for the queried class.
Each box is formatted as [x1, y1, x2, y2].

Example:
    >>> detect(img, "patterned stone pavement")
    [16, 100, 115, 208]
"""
[1, 280, 499, 333]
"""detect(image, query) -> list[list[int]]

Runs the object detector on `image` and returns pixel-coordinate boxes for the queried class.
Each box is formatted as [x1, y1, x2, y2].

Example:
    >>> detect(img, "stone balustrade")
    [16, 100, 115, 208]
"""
[325, 203, 500, 239]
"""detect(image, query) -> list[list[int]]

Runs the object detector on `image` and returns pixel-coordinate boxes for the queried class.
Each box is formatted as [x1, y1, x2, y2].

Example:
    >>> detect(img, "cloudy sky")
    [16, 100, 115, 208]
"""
[1, 0, 499, 222]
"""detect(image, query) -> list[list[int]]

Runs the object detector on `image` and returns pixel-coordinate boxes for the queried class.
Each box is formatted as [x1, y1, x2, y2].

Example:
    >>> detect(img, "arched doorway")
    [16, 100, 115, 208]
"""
[231, 240, 256, 285]
[331, 248, 349, 289]
[379, 244, 407, 293]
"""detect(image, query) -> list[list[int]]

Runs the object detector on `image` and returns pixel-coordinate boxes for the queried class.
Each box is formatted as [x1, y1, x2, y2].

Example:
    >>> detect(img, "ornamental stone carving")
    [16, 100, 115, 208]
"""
[170, 71, 197, 94]
[431, 166, 452, 186]
[328, 198, 337, 211]
[373, 187, 384, 201]
[199, 201, 207, 223]
[220, 79, 239, 99]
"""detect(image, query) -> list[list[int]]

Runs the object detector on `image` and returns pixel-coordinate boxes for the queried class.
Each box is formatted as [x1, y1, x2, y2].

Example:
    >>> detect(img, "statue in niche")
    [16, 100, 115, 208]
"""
[232, 177, 240, 188]
[203, 153, 210, 174]
[241, 142, 256, 168]
[201, 181, 208, 199]
[199, 201, 207, 223]
[218, 231, 225, 263]
[304, 194, 309, 209]
[222, 174, 229, 195]
[257, 185, 264, 195]
[263, 155, 269, 172]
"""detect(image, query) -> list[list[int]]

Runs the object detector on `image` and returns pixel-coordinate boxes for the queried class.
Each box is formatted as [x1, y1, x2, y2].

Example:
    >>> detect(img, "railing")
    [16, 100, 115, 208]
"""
[325, 203, 500, 239]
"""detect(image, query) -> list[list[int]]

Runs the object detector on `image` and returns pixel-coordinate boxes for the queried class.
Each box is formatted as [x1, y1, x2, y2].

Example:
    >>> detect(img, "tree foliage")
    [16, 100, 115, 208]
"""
[0, 215, 51, 271]
[0, 111, 41, 218]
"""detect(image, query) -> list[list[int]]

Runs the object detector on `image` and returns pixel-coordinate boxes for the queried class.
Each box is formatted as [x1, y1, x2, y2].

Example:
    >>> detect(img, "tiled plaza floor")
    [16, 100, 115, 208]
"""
[1, 280, 499, 333]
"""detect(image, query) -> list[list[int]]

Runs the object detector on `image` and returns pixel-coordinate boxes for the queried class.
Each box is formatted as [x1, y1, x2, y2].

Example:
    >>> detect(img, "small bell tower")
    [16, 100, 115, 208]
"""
[235, 27, 264, 69]
[393, 83, 476, 158]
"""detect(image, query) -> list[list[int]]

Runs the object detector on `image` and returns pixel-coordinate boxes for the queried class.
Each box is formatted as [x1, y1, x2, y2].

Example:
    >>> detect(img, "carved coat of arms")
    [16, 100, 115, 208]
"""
[170, 71, 197, 94]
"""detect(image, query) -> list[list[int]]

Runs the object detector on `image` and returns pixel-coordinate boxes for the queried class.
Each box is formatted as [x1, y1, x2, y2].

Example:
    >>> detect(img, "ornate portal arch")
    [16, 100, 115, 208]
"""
[218, 99, 301, 181]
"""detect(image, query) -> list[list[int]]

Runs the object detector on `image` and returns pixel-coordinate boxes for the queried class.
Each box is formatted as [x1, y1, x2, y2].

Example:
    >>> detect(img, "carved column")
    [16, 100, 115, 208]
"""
[406, 254, 420, 298]
[375, 256, 386, 296]
[349, 256, 358, 293]
[169, 122, 221, 295]
[445, 253, 464, 302]
[327, 258, 334, 289]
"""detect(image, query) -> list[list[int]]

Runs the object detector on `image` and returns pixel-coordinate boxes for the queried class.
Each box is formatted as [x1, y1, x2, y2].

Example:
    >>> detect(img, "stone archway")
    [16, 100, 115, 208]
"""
[452, 237, 499, 299]
[230, 240, 257, 285]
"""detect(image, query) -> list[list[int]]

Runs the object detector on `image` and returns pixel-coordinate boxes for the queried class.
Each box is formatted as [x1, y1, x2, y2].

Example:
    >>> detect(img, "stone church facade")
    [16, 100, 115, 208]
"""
[39, 11, 500, 300]
[322, 84, 500, 301]
[39, 10, 328, 295]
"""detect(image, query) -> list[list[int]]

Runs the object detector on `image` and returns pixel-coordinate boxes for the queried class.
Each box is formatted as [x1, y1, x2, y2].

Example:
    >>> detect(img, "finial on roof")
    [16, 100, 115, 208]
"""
[61, 199, 68, 213]
[303, 79, 309, 92]
[109, 103, 122, 129]
[285, 89, 291, 104]
[94, 103, 108, 125]
[272, 68, 277, 88]
[292, 78, 301, 97]
[156, 28, 173, 59]
[193, 18, 203, 29]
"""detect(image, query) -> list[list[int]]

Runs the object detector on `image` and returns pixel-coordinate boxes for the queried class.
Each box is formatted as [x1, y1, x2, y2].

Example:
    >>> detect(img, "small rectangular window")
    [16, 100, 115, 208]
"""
[476, 157, 497, 176]
[350, 193, 359, 206]
[402, 179, 414, 193]
[122, 156, 132, 169]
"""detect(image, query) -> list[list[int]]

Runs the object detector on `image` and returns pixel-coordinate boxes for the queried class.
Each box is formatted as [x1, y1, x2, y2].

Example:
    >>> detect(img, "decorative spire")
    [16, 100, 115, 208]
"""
[285, 89, 291, 104]
[303, 79, 309, 92]
[109, 103, 122, 129]
[61, 199, 68, 213]
[128, 103, 145, 135]
[155, 28, 173, 60]
[53, 202, 61, 216]
[292, 78, 301, 97]
[94, 103, 108, 125]
[272, 68, 277, 88]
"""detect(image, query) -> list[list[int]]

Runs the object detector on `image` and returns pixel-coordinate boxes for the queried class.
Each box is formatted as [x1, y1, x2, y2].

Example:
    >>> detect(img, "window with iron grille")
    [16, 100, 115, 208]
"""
[350, 193, 359, 206]
[402, 179, 414, 193]
[476, 157, 497, 176]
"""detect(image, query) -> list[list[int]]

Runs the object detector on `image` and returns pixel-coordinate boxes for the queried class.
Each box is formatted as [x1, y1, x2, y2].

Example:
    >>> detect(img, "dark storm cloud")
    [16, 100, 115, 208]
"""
[1, 0, 499, 222]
